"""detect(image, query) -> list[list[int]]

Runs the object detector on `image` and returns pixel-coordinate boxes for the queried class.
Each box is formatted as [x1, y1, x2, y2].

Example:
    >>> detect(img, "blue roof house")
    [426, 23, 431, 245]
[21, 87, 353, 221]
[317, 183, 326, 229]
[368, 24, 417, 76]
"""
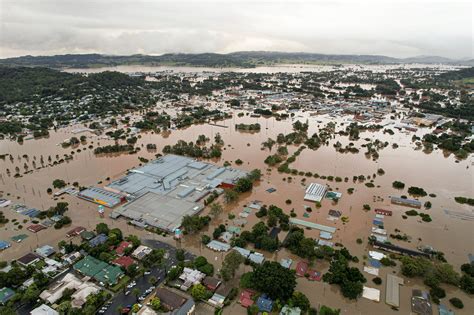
[89, 234, 108, 247]
[257, 294, 274, 312]
[0, 241, 11, 251]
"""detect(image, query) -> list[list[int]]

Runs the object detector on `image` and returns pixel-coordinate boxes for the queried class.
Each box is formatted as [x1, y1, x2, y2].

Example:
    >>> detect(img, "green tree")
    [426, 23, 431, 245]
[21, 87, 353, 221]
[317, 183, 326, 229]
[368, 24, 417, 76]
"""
[150, 297, 161, 311]
[220, 250, 245, 281]
[290, 291, 310, 312]
[22, 284, 40, 303]
[132, 304, 140, 313]
[210, 202, 223, 218]
[176, 249, 185, 261]
[224, 189, 238, 203]
[132, 288, 140, 302]
[392, 181, 405, 189]
[449, 297, 464, 309]
[252, 261, 297, 301]
[190, 283, 207, 300]
[234, 177, 253, 193]
[240, 272, 254, 289]
[148, 276, 157, 286]
[460, 274, 474, 294]
[320, 305, 341, 315]
[52, 179, 66, 189]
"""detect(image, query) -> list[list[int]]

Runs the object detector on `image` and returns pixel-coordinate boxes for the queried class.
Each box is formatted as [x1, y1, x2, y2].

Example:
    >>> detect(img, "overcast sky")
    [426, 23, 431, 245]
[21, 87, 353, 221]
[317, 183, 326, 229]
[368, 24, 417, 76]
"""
[0, 0, 472, 59]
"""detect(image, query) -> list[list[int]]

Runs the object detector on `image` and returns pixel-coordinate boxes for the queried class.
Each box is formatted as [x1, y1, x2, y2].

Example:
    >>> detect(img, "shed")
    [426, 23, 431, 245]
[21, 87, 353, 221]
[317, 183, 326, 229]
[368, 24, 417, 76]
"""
[280, 258, 293, 269]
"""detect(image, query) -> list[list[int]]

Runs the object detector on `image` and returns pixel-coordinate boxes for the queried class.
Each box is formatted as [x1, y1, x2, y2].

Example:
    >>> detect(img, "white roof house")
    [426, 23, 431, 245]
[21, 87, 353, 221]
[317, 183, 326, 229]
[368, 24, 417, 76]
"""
[30, 304, 59, 315]
[179, 268, 206, 291]
[304, 183, 328, 202]
[39, 273, 100, 306]
[132, 245, 152, 260]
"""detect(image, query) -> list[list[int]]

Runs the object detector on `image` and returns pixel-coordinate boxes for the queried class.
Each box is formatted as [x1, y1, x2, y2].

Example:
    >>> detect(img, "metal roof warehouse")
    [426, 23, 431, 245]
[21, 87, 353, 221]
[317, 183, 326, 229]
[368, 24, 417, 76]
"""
[109, 155, 247, 232]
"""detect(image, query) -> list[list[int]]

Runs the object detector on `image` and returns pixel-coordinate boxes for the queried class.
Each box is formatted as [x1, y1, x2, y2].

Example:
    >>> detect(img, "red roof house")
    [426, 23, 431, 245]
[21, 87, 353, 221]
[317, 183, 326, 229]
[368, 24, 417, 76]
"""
[308, 269, 322, 281]
[239, 289, 256, 308]
[115, 241, 132, 256]
[66, 226, 86, 237]
[375, 209, 392, 216]
[27, 224, 46, 233]
[113, 256, 136, 269]
[295, 261, 308, 277]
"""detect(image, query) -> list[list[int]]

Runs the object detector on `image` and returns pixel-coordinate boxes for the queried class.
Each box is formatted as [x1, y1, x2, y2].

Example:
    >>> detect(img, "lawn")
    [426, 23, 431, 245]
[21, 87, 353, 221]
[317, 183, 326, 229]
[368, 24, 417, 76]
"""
[110, 275, 131, 293]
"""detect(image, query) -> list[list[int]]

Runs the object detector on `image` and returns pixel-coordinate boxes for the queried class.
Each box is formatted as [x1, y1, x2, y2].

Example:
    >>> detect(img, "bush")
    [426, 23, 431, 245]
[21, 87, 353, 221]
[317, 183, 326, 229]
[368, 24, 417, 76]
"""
[392, 181, 405, 189]
[52, 179, 66, 189]
[372, 277, 382, 285]
[201, 235, 211, 245]
[405, 210, 418, 216]
[460, 274, 474, 294]
[380, 257, 396, 267]
[449, 297, 463, 309]
[407, 186, 427, 196]
[430, 286, 446, 299]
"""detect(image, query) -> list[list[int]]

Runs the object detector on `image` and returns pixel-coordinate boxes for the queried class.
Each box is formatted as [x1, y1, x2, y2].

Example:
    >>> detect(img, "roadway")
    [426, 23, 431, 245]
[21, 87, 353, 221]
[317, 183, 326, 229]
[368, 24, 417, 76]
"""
[103, 239, 194, 314]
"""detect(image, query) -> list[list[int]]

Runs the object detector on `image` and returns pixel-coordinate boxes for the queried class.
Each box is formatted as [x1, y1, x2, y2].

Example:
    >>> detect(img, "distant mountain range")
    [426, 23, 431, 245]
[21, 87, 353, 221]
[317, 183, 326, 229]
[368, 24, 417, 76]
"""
[0, 51, 472, 68]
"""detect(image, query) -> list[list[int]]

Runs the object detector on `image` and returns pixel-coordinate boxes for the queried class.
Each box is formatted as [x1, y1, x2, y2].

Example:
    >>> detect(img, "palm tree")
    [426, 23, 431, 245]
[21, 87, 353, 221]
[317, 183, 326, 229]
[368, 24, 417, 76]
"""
[148, 276, 157, 286]
[132, 288, 140, 302]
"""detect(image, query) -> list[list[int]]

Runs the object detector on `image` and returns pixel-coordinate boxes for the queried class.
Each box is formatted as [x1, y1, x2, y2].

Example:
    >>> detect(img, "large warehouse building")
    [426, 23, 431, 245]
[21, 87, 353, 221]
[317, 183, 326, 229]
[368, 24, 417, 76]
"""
[108, 154, 247, 232]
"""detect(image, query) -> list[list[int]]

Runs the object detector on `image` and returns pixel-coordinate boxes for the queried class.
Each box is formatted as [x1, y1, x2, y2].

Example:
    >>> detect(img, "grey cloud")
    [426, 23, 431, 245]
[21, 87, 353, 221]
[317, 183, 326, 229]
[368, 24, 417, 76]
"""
[0, 0, 472, 58]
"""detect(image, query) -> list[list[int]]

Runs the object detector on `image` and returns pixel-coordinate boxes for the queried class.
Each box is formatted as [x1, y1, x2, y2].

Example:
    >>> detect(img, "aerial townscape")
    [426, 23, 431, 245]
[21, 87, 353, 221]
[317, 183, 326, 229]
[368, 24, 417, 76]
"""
[0, 1, 473, 315]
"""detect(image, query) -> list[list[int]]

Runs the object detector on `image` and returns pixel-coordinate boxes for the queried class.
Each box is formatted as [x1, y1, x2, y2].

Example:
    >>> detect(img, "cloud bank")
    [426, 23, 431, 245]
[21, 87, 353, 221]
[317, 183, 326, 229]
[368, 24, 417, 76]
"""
[0, 0, 472, 58]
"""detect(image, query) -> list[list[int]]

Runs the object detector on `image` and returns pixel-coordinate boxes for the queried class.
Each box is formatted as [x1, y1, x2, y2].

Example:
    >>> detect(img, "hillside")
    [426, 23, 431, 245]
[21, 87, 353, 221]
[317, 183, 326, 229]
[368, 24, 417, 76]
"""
[1, 51, 472, 69]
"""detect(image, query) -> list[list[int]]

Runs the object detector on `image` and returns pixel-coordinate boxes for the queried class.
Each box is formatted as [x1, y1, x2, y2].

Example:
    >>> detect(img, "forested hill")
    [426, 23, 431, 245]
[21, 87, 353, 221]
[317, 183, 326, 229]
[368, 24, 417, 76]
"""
[437, 67, 474, 81]
[0, 66, 147, 104]
[0, 51, 472, 69]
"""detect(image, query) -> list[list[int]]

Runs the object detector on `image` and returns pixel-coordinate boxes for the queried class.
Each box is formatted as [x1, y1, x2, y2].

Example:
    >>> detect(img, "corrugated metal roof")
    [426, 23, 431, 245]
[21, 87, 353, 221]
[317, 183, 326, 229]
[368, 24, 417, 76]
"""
[386, 274, 404, 307]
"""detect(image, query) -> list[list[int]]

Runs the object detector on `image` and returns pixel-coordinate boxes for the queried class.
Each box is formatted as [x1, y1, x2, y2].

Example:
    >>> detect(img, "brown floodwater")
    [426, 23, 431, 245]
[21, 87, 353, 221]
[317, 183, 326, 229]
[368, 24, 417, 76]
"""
[1, 109, 473, 314]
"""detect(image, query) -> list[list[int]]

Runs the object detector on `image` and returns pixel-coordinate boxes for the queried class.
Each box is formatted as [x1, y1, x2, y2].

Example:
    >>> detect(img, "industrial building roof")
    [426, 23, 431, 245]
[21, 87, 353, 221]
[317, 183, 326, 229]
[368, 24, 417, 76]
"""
[107, 155, 247, 199]
[391, 196, 422, 207]
[289, 218, 336, 233]
[109, 155, 247, 232]
[78, 187, 124, 208]
[386, 274, 404, 307]
[206, 240, 231, 252]
[112, 191, 203, 232]
[304, 183, 328, 202]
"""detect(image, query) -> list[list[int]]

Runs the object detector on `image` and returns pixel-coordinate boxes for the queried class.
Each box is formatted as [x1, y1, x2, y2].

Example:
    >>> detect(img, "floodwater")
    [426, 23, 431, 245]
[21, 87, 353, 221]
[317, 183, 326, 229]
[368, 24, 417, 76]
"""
[1, 108, 473, 314]
[63, 63, 461, 75]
